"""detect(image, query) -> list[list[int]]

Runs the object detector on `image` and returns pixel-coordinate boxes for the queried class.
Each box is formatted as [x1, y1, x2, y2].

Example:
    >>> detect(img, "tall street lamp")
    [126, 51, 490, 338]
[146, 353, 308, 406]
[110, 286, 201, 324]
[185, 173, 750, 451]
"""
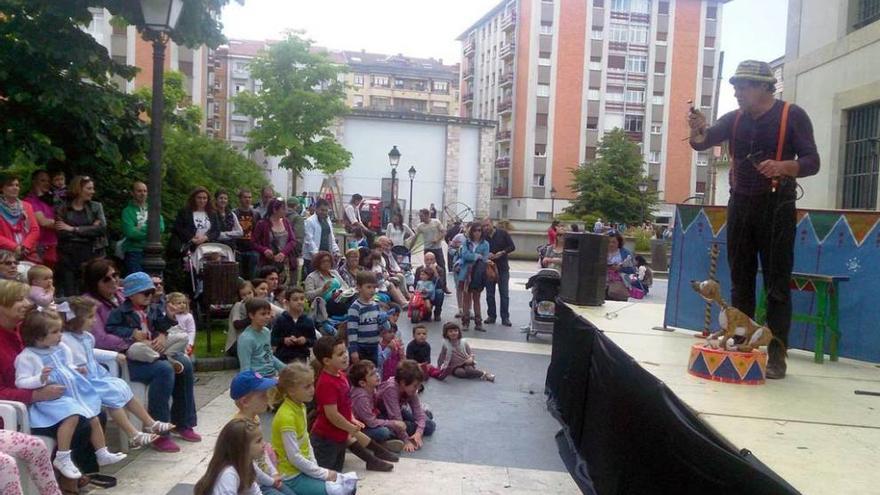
[550, 186, 557, 217]
[388, 146, 400, 213]
[638, 180, 648, 224]
[140, 0, 183, 277]
[408, 165, 417, 226]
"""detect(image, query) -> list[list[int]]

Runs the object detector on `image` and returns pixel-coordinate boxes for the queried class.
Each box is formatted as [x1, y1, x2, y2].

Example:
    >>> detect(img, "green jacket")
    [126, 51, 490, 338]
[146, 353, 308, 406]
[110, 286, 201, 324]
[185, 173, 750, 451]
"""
[121, 201, 164, 252]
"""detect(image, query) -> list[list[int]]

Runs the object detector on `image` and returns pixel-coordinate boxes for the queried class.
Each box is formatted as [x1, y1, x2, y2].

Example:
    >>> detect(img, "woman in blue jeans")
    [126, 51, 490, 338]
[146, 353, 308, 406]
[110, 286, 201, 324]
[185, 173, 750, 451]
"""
[85, 259, 200, 453]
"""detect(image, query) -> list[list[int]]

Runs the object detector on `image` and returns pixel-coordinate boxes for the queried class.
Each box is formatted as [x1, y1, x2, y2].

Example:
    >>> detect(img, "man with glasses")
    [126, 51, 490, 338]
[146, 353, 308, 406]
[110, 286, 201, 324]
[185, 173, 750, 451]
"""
[688, 60, 820, 379]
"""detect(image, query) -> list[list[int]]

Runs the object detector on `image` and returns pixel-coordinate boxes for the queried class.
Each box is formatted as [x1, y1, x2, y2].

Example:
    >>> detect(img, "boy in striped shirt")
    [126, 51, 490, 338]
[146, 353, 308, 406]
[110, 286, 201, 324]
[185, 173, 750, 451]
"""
[347, 271, 389, 366]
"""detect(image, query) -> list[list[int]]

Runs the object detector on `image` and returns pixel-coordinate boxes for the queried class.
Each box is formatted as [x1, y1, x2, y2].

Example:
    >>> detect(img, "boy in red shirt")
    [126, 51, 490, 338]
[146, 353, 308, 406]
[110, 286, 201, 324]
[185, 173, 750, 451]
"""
[310, 335, 397, 472]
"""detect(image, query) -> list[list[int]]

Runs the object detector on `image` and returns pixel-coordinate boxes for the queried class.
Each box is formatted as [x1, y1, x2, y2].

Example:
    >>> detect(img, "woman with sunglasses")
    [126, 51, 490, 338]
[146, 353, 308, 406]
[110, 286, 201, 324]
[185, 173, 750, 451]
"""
[82, 258, 129, 353]
[0, 249, 20, 281]
[55, 175, 108, 297]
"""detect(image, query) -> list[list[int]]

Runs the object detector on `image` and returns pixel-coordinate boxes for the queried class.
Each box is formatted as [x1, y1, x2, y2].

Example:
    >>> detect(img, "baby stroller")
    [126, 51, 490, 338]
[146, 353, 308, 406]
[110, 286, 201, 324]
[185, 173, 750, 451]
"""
[391, 245, 415, 287]
[189, 243, 239, 345]
[408, 290, 431, 323]
[524, 268, 561, 341]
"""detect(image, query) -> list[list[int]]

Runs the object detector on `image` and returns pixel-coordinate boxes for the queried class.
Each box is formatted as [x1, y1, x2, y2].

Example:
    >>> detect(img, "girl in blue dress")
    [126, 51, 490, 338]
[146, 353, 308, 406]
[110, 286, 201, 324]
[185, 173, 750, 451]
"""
[60, 297, 175, 450]
[14, 309, 127, 480]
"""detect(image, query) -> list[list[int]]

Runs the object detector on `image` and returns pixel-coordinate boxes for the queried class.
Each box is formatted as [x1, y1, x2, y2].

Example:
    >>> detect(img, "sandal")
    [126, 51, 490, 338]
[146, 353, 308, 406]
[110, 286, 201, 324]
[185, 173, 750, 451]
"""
[129, 431, 159, 449]
[482, 372, 496, 383]
[150, 420, 175, 434]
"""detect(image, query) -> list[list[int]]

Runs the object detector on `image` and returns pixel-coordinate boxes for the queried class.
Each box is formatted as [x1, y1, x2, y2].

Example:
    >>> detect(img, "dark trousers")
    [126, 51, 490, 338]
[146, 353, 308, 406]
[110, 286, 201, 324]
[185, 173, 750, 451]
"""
[356, 345, 379, 367]
[239, 250, 260, 281]
[425, 247, 446, 272]
[311, 433, 346, 472]
[401, 407, 436, 437]
[31, 414, 102, 474]
[727, 190, 796, 350]
[123, 251, 144, 276]
[485, 268, 511, 320]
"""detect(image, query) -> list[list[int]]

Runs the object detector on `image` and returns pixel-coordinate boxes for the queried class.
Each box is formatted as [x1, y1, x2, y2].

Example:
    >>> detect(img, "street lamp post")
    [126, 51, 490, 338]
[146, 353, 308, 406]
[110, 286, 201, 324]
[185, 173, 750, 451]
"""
[638, 180, 648, 224]
[139, 0, 183, 277]
[550, 186, 557, 217]
[388, 146, 400, 214]
[408, 166, 417, 226]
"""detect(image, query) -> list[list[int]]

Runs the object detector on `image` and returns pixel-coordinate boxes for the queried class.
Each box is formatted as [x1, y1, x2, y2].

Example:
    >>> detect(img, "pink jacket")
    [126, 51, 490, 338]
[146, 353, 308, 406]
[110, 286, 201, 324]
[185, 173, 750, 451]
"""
[251, 218, 296, 266]
[85, 291, 129, 352]
[0, 200, 40, 253]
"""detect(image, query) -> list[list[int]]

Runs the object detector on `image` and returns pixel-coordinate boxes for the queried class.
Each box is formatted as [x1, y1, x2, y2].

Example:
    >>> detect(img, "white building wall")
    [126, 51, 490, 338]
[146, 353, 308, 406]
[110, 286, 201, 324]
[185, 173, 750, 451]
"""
[457, 127, 481, 212]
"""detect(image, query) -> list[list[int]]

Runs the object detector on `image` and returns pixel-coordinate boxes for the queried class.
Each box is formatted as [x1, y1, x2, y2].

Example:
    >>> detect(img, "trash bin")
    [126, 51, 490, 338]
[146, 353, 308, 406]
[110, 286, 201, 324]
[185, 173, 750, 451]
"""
[650, 239, 669, 272]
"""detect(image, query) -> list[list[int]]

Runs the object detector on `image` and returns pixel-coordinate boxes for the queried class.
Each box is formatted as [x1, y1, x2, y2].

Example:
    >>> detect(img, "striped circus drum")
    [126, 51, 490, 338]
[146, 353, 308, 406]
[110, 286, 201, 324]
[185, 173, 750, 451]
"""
[687, 343, 768, 385]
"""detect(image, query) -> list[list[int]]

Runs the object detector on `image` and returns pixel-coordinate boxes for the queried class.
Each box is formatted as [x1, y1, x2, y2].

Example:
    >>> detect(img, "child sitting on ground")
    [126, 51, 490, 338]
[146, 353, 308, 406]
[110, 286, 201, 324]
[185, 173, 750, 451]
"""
[310, 335, 397, 472]
[272, 287, 317, 364]
[273, 362, 342, 495]
[226, 280, 254, 357]
[437, 322, 495, 382]
[349, 361, 406, 452]
[61, 297, 173, 450]
[376, 325, 402, 382]
[193, 419, 264, 495]
[346, 271, 389, 366]
[237, 298, 285, 380]
[406, 325, 442, 380]
[629, 255, 653, 295]
[15, 309, 126, 479]
[230, 370, 294, 495]
[105, 272, 189, 373]
[375, 360, 436, 453]
[26, 264, 55, 310]
[414, 268, 435, 316]
[164, 292, 197, 357]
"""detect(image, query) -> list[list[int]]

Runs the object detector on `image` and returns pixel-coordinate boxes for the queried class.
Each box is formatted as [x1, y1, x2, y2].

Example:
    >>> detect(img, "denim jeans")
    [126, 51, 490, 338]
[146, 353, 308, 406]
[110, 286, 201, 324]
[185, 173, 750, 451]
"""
[485, 268, 510, 320]
[401, 407, 435, 437]
[239, 250, 260, 281]
[282, 474, 328, 495]
[363, 425, 394, 443]
[127, 354, 197, 429]
[431, 289, 445, 316]
[123, 250, 144, 275]
[260, 484, 296, 495]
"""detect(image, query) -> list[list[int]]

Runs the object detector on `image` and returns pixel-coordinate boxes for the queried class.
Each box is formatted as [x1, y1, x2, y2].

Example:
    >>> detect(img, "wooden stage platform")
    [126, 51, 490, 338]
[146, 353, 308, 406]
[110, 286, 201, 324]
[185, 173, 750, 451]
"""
[564, 300, 880, 494]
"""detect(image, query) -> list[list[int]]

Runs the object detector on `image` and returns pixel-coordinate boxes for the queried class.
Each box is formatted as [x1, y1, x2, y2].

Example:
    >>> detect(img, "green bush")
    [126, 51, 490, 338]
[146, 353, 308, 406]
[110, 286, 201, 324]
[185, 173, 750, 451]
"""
[633, 228, 652, 252]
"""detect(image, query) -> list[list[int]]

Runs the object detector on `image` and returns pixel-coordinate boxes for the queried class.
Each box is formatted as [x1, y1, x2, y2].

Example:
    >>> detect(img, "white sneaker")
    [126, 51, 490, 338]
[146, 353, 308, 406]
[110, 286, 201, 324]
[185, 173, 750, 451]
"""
[53, 451, 82, 479]
[96, 447, 127, 466]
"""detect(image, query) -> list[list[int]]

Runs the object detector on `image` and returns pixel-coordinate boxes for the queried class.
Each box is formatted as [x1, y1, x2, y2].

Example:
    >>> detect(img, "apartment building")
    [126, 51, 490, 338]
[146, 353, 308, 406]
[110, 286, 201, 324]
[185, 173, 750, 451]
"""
[205, 39, 269, 148]
[769, 55, 784, 99]
[328, 51, 461, 116]
[459, 0, 726, 220]
[782, 0, 880, 210]
[86, 8, 209, 126]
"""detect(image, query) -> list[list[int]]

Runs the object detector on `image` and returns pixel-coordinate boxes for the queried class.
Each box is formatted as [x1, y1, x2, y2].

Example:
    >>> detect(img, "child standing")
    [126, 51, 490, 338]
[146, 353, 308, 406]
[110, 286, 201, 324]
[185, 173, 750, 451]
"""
[272, 362, 338, 495]
[310, 336, 396, 472]
[193, 419, 264, 495]
[346, 271, 389, 366]
[414, 268, 435, 315]
[349, 361, 406, 452]
[164, 292, 197, 356]
[61, 297, 173, 449]
[437, 322, 495, 382]
[230, 370, 295, 495]
[237, 298, 285, 379]
[406, 325, 442, 379]
[26, 264, 55, 310]
[105, 272, 189, 373]
[14, 310, 126, 479]
[376, 326, 402, 382]
[271, 287, 317, 364]
[375, 360, 436, 452]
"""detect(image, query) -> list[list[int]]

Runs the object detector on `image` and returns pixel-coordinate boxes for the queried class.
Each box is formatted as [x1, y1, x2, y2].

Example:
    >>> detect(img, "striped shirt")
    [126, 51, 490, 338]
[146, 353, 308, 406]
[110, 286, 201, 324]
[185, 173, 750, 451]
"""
[346, 298, 387, 354]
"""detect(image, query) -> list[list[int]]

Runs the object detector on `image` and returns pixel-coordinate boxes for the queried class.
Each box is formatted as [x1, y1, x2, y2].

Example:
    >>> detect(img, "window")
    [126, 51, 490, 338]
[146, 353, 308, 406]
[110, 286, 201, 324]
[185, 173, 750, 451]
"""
[696, 182, 707, 193]
[588, 89, 601, 100]
[630, 26, 648, 44]
[433, 81, 449, 92]
[539, 57, 552, 66]
[651, 95, 663, 105]
[649, 151, 661, 163]
[604, 113, 623, 130]
[651, 123, 662, 134]
[352, 74, 363, 86]
[625, 89, 645, 103]
[533, 174, 546, 187]
[606, 86, 624, 102]
[706, 5, 717, 19]
[705, 36, 716, 48]
[624, 115, 643, 133]
[537, 84, 550, 97]
[585, 147, 597, 160]
[655, 61, 667, 74]
[591, 28, 604, 40]
[697, 152, 709, 166]
[703, 65, 714, 78]
[535, 144, 547, 156]
[701, 94, 713, 107]
[589, 61, 602, 70]
[353, 95, 364, 108]
[611, 0, 628, 11]
[656, 31, 668, 42]
[233, 61, 249, 75]
[586, 116, 599, 129]
[373, 75, 389, 87]
[854, 0, 880, 29]
[610, 23, 628, 42]
[540, 23, 554, 34]
[608, 55, 626, 70]
[630, 0, 649, 13]
[842, 103, 880, 209]
[659, 1, 670, 14]
[232, 122, 246, 136]
[626, 55, 647, 73]
[536, 113, 549, 126]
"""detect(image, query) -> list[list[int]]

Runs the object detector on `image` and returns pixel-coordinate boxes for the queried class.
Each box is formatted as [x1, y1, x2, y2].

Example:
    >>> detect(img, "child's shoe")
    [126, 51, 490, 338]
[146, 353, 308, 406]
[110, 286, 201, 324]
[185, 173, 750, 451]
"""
[53, 450, 82, 479]
[95, 447, 127, 466]
[348, 442, 394, 471]
[129, 431, 159, 449]
[382, 439, 405, 453]
[149, 420, 175, 434]
[367, 440, 399, 462]
[168, 358, 184, 374]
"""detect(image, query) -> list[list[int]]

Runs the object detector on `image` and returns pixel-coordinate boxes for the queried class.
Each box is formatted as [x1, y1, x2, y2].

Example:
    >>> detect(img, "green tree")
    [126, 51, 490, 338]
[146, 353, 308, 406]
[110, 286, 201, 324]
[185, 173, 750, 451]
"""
[565, 128, 657, 225]
[234, 32, 352, 185]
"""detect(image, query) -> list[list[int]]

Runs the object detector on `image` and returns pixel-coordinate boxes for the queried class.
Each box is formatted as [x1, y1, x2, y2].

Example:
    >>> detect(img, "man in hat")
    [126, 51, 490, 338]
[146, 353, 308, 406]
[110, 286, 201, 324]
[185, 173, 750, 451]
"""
[688, 60, 820, 379]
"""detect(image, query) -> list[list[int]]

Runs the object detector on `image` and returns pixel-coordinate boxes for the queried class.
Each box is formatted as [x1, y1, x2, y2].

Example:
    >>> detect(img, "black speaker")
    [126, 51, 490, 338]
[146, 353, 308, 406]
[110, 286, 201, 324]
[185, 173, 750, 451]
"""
[560, 232, 608, 306]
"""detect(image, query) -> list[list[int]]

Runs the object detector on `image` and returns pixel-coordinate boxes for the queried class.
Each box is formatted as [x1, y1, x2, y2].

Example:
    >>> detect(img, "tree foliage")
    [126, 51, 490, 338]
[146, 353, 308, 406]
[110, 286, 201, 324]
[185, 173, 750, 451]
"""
[565, 128, 657, 225]
[103, 0, 237, 48]
[234, 32, 352, 176]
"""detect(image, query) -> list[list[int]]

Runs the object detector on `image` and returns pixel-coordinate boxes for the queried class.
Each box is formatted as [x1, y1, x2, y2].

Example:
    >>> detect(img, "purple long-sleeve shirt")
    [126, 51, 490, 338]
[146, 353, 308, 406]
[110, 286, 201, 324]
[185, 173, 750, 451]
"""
[85, 291, 129, 352]
[690, 99, 819, 196]
[375, 377, 427, 439]
[350, 386, 398, 431]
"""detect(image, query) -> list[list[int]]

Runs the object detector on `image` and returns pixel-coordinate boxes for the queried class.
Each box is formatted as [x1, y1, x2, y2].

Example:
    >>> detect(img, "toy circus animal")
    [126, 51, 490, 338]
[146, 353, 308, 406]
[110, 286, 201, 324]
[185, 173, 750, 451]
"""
[690, 279, 783, 353]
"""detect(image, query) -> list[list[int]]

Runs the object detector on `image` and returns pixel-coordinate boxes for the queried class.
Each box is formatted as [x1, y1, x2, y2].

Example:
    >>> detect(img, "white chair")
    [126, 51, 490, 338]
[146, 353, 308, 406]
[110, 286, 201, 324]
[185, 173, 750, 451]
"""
[0, 399, 54, 495]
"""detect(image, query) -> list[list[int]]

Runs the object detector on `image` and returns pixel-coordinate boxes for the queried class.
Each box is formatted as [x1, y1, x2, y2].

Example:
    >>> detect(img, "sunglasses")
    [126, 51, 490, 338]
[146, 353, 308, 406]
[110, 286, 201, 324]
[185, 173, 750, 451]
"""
[141, 289, 156, 296]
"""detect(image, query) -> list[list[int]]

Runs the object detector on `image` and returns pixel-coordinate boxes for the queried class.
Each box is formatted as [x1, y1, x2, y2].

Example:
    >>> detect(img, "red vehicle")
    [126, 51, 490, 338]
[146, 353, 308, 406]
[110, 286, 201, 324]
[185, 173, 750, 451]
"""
[359, 199, 385, 232]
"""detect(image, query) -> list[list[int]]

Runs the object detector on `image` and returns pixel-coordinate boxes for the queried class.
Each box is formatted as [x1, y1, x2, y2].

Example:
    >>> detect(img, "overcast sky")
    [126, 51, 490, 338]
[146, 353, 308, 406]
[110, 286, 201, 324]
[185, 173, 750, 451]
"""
[221, 0, 788, 113]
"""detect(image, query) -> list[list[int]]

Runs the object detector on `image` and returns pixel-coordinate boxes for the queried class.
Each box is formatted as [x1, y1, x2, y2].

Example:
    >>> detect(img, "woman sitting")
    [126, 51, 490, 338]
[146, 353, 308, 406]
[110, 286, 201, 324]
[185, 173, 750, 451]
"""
[605, 231, 635, 301]
[361, 248, 408, 307]
[338, 248, 362, 288]
[304, 251, 353, 318]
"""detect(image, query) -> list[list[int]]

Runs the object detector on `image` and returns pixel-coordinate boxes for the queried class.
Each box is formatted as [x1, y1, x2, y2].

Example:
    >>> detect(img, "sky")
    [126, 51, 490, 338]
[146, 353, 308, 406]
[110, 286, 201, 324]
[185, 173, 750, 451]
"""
[221, 0, 788, 113]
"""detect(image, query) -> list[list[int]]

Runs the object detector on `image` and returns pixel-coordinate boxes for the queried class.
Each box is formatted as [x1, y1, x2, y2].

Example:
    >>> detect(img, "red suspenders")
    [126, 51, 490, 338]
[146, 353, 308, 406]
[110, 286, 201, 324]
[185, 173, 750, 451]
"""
[729, 102, 791, 192]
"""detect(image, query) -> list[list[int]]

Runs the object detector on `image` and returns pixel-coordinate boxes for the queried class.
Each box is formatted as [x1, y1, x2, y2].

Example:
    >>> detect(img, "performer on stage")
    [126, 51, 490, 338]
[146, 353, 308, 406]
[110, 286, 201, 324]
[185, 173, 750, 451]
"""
[687, 60, 820, 379]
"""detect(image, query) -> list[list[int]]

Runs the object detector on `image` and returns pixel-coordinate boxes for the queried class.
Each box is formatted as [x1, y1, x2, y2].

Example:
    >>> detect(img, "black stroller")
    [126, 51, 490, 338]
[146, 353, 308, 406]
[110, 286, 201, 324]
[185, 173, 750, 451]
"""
[524, 268, 561, 341]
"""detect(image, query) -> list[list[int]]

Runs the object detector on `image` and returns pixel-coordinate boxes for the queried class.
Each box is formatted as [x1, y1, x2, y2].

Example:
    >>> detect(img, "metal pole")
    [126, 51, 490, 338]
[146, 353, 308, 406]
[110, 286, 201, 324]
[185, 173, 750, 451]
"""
[391, 167, 397, 213]
[142, 35, 167, 277]
[408, 175, 414, 226]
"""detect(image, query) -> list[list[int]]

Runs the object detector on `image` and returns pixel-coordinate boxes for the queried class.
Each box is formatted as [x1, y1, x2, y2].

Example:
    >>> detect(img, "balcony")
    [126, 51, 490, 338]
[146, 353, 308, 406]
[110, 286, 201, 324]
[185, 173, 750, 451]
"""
[500, 43, 516, 60]
[463, 92, 474, 103]
[463, 69, 474, 82]
[495, 156, 511, 169]
[464, 38, 475, 55]
[502, 12, 517, 32]
[496, 130, 512, 142]
[493, 186, 510, 197]
[499, 72, 514, 88]
[497, 99, 513, 114]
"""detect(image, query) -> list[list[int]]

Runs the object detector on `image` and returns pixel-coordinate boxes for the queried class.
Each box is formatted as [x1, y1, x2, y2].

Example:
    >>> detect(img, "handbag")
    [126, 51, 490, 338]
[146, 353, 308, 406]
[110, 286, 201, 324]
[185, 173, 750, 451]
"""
[486, 260, 499, 283]
[605, 271, 629, 301]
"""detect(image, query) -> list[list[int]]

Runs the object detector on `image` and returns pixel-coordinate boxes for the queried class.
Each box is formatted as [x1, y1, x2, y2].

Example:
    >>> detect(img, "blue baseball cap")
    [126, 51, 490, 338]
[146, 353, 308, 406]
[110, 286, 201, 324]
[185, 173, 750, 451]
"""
[230, 370, 278, 400]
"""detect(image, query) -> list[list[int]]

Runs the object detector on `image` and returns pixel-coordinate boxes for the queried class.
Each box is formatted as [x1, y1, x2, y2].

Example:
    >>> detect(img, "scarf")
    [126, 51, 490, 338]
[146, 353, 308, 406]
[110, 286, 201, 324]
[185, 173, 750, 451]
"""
[0, 198, 29, 241]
